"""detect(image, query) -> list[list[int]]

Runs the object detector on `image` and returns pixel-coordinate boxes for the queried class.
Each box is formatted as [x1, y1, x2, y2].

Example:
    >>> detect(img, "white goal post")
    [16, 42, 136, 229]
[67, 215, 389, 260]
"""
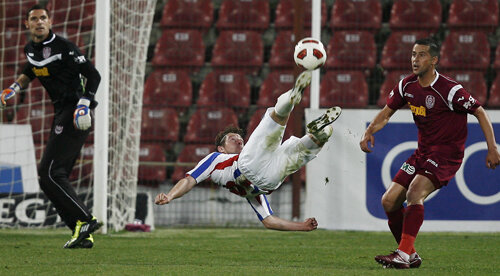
[94, 0, 157, 232]
[0, 0, 156, 232]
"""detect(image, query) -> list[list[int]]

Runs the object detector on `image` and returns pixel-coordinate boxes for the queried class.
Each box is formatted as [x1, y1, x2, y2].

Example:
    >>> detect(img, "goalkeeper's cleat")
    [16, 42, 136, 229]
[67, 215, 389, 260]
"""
[63, 217, 102, 249]
[307, 106, 342, 144]
[71, 234, 94, 249]
[289, 70, 312, 106]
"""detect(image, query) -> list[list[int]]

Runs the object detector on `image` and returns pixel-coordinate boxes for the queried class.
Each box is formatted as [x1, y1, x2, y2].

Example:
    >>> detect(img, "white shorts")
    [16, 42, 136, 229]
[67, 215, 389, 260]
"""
[239, 108, 321, 191]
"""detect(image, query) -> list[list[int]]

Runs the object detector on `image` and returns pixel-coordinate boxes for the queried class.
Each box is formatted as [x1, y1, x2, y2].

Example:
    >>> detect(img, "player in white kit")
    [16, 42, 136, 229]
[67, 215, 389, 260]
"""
[155, 71, 341, 231]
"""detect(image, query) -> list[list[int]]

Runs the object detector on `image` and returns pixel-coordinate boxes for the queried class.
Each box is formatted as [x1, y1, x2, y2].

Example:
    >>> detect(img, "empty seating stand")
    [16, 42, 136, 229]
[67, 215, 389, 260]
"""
[319, 71, 368, 108]
[330, 0, 382, 33]
[184, 107, 239, 144]
[143, 69, 192, 112]
[211, 30, 263, 75]
[448, 0, 499, 33]
[275, 0, 327, 30]
[216, 0, 269, 31]
[389, 0, 442, 32]
[325, 31, 376, 71]
[160, 0, 214, 32]
[151, 29, 205, 71]
[439, 31, 490, 72]
[197, 71, 251, 112]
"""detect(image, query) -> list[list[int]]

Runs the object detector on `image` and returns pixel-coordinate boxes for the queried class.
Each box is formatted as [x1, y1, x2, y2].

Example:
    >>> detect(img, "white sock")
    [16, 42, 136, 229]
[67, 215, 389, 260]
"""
[397, 249, 410, 262]
[274, 90, 294, 116]
[300, 135, 319, 149]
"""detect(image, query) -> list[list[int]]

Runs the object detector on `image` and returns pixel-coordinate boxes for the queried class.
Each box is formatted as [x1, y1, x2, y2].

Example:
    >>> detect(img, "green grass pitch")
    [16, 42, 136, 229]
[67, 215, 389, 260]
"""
[1, 228, 499, 275]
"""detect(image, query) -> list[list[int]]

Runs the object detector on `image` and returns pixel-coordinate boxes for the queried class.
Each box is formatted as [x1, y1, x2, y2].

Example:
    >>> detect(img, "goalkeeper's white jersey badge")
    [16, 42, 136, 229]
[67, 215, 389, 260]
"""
[55, 125, 63, 135]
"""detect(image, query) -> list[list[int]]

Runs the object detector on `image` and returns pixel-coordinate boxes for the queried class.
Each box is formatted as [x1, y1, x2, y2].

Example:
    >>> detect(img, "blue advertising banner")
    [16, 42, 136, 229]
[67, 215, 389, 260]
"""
[366, 122, 500, 220]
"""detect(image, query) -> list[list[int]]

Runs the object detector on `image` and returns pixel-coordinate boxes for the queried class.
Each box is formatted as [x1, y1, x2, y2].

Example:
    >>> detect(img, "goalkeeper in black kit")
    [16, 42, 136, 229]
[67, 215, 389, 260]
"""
[0, 5, 102, 248]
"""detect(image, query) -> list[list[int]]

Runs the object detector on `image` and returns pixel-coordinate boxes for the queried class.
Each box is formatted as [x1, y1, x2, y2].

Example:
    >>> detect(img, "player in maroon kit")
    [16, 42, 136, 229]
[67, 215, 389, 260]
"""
[360, 37, 500, 269]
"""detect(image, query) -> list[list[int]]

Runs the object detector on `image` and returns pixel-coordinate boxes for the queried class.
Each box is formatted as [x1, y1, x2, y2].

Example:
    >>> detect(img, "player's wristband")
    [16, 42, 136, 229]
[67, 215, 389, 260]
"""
[77, 97, 91, 107]
[9, 82, 22, 93]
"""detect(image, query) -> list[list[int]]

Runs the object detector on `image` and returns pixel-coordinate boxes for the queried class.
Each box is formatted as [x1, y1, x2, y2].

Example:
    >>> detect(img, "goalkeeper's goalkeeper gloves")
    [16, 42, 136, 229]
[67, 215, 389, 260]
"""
[73, 97, 91, 130]
[1, 82, 21, 109]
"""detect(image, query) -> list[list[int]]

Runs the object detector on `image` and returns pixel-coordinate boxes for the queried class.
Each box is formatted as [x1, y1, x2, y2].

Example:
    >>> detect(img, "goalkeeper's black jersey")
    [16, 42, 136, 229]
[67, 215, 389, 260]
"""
[22, 30, 100, 112]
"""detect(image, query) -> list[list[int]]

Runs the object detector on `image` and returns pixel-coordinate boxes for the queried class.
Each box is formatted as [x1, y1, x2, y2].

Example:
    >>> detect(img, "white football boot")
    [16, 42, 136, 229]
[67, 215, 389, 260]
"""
[289, 70, 312, 106]
[307, 106, 342, 145]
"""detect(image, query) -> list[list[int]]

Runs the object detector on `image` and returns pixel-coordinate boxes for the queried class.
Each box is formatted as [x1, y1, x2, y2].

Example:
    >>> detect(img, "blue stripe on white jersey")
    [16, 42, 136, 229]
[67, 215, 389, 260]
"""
[189, 152, 221, 180]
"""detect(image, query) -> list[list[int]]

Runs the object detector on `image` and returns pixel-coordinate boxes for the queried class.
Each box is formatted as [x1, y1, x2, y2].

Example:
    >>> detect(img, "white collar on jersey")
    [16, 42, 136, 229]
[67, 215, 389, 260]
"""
[430, 70, 439, 87]
[42, 33, 56, 45]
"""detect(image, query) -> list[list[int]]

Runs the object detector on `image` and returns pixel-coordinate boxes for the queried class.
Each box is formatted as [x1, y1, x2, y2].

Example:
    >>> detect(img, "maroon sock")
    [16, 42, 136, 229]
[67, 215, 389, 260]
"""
[399, 204, 424, 254]
[386, 206, 405, 244]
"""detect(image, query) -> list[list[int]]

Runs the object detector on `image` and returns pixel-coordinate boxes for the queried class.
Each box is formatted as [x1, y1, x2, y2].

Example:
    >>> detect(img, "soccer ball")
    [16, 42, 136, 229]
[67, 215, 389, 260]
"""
[293, 37, 327, 71]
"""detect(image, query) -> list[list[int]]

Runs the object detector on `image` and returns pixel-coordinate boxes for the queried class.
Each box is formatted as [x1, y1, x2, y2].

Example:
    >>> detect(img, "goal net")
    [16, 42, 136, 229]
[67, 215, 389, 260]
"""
[0, 0, 156, 231]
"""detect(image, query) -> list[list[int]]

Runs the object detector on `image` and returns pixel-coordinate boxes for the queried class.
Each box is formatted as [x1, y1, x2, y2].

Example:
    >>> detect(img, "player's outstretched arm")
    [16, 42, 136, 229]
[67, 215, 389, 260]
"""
[155, 176, 197, 205]
[473, 106, 500, 169]
[261, 215, 318, 231]
[360, 105, 396, 153]
[1, 74, 31, 108]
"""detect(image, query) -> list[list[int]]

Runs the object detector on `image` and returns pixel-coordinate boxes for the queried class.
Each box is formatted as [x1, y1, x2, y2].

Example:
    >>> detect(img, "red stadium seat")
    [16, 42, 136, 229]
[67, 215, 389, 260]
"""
[197, 71, 251, 111]
[141, 107, 179, 144]
[439, 31, 490, 72]
[211, 31, 263, 75]
[171, 143, 214, 183]
[389, 0, 442, 32]
[1, 67, 18, 122]
[275, 0, 327, 30]
[216, 0, 270, 31]
[47, 0, 95, 30]
[441, 71, 487, 106]
[493, 45, 500, 70]
[69, 143, 94, 185]
[138, 143, 167, 184]
[1, 67, 17, 90]
[269, 31, 311, 70]
[143, 69, 192, 110]
[319, 71, 368, 108]
[21, 78, 49, 105]
[13, 103, 54, 143]
[487, 75, 500, 108]
[381, 31, 431, 70]
[34, 143, 45, 162]
[151, 29, 205, 70]
[245, 108, 296, 142]
[257, 71, 310, 108]
[378, 70, 411, 107]
[51, 27, 87, 52]
[325, 31, 376, 71]
[0, 1, 38, 27]
[160, 0, 213, 32]
[184, 107, 239, 144]
[1, 27, 27, 65]
[330, 0, 382, 33]
[447, 0, 499, 33]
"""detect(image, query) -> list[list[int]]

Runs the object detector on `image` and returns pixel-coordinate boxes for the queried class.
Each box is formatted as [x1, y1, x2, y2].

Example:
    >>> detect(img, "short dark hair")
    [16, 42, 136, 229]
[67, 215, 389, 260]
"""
[26, 4, 50, 20]
[215, 125, 244, 149]
[414, 37, 440, 59]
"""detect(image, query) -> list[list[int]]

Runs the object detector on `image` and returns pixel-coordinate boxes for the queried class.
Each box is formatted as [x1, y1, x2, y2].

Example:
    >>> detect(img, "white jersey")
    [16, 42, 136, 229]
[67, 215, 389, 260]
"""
[186, 108, 325, 221]
[187, 152, 267, 198]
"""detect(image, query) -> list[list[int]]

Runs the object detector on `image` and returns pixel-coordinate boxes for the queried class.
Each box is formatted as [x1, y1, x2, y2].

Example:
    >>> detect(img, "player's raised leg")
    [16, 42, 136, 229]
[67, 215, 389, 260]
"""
[271, 70, 312, 126]
[307, 106, 342, 146]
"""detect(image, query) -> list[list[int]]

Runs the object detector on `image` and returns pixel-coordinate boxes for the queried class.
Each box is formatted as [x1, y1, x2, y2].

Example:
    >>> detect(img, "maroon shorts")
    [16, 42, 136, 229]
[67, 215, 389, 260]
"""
[393, 152, 462, 189]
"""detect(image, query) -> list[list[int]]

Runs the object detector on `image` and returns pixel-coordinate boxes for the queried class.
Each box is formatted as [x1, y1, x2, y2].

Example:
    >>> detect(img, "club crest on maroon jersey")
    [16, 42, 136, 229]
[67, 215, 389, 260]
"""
[43, 47, 51, 59]
[425, 95, 435, 109]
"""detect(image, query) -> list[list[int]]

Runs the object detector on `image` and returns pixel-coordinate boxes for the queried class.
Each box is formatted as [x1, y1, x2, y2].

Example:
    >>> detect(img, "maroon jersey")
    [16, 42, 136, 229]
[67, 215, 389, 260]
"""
[387, 71, 481, 162]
